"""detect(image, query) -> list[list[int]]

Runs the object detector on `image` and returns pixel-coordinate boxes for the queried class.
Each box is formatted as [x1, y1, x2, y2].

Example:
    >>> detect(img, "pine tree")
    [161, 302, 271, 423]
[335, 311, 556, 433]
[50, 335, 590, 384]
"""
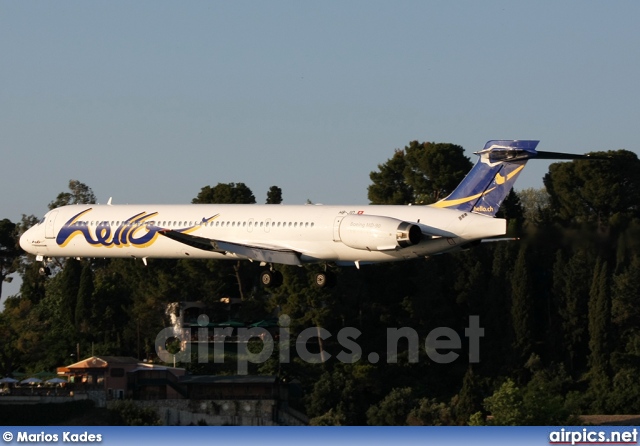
[510, 244, 534, 368]
[587, 258, 611, 412]
[75, 261, 94, 333]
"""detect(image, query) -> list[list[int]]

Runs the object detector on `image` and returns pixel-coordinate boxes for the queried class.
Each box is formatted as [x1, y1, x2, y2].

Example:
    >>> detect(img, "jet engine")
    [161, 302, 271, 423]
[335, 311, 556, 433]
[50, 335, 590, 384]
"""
[338, 214, 422, 251]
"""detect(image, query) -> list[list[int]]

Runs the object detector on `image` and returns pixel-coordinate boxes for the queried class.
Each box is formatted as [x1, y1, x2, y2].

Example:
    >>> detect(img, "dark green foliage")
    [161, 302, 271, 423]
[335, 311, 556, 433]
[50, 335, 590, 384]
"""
[586, 259, 612, 412]
[510, 244, 534, 364]
[75, 261, 94, 332]
[403, 141, 472, 204]
[107, 400, 162, 426]
[0, 400, 96, 425]
[553, 248, 594, 375]
[48, 180, 96, 210]
[406, 397, 453, 426]
[366, 387, 416, 425]
[192, 182, 256, 204]
[266, 186, 283, 204]
[0, 218, 20, 299]
[368, 141, 471, 205]
[368, 150, 414, 204]
[544, 150, 640, 225]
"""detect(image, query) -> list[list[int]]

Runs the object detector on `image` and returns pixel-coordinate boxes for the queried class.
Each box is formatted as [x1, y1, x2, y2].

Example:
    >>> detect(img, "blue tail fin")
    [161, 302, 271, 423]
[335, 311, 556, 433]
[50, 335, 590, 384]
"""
[431, 140, 540, 216]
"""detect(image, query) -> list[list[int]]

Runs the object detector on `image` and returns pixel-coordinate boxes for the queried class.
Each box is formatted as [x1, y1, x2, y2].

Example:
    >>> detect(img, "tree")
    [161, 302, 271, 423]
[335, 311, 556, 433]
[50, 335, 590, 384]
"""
[48, 180, 96, 210]
[553, 248, 594, 376]
[190, 182, 260, 300]
[510, 244, 534, 364]
[406, 397, 453, 426]
[266, 186, 283, 204]
[0, 219, 20, 299]
[0, 297, 37, 376]
[368, 141, 472, 205]
[473, 371, 573, 426]
[75, 261, 94, 333]
[366, 387, 416, 425]
[108, 400, 161, 425]
[518, 187, 551, 223]
[497, 190, 525, 235]
[454, 367, 484, 423]
[192, 183, 256, 204]
[368, 150, 413, 204]
[403, 141, 471, 204]
[587, 259, 612, 411]
[543, 150, 640, 226]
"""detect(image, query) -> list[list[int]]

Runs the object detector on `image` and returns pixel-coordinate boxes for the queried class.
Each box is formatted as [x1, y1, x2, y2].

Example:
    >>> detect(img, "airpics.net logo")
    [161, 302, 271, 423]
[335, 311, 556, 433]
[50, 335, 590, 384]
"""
[154, 315, 484, 374]
[549, 428, 638, 445]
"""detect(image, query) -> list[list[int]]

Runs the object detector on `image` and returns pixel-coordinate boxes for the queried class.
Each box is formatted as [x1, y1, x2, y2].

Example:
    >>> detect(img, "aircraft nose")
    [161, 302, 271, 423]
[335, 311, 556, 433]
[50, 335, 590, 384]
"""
[19, 227, 33, 253]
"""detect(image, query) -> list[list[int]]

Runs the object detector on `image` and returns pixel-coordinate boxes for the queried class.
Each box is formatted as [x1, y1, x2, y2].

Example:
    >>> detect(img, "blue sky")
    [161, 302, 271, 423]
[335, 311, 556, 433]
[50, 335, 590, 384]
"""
[2, 1, 639, 299]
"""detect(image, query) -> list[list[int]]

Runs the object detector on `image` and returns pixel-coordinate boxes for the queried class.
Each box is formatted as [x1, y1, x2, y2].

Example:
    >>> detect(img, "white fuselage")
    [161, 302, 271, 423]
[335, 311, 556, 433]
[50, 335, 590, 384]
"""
[20, 203, 506, 266]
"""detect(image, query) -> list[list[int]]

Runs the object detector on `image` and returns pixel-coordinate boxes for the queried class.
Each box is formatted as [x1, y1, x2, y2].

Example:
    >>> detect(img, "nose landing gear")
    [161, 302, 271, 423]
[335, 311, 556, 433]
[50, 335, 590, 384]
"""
[38, 265, 52, 276]
[37, 255, 52, 276]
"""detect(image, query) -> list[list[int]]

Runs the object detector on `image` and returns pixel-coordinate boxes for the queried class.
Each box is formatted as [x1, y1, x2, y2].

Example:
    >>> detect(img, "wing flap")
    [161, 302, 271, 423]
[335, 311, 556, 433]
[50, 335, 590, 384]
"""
[158, 230, 302, 265]
[159, 230, 225, 252]
[213, 240, 302, 265]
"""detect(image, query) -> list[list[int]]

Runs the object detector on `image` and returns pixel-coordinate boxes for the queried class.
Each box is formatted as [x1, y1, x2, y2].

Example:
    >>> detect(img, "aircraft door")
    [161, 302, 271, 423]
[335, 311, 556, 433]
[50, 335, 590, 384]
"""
[45, 210, 59, 239]
[265, 218, 271, 233]
[333, 216, 343, 242]
[247, 218, 254, 233]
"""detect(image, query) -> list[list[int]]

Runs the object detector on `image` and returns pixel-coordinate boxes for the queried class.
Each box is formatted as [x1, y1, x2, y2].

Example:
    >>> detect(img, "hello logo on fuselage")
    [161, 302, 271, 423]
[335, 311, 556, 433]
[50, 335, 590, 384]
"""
[56, 209, 217, 249]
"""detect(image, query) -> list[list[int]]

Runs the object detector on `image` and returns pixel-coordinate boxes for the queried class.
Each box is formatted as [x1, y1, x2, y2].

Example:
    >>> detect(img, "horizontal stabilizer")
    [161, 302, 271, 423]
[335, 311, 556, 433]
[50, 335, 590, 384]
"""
[480, 237, 519, 243]
[533, 151, 600, 160]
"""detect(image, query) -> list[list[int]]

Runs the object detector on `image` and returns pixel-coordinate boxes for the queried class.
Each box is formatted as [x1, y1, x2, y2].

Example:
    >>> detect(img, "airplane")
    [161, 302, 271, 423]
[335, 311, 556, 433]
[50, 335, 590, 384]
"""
[19, 140, 592, 288]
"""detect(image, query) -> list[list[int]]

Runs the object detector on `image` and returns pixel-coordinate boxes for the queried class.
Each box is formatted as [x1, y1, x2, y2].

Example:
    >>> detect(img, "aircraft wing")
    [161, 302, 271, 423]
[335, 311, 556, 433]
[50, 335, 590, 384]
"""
[158, 230, 303, 265]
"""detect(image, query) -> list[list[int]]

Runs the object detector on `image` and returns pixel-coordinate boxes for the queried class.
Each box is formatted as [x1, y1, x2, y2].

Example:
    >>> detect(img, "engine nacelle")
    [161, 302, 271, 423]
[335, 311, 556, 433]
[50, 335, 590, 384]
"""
[338, 214, 422, 251]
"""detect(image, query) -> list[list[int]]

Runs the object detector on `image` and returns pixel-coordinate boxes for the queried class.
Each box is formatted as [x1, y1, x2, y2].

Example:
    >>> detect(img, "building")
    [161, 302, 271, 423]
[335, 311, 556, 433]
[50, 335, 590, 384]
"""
[56, 355, 306, 425]
[56, 356, 186, 405]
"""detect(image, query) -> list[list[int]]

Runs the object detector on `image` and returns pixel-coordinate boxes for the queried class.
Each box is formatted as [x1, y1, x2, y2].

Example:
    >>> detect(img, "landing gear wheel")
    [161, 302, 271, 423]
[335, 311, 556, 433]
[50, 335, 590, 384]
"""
[314, 271, 336, 288]
[260, 270, 283, 288]
[38, 266, 51, 276]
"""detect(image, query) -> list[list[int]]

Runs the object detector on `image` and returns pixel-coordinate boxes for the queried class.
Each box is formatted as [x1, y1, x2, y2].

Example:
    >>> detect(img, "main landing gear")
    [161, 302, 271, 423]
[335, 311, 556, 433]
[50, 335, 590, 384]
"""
[313, 270, 336, 288]
[258, 266, 337, 289]
[259, 269, 283, 288]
